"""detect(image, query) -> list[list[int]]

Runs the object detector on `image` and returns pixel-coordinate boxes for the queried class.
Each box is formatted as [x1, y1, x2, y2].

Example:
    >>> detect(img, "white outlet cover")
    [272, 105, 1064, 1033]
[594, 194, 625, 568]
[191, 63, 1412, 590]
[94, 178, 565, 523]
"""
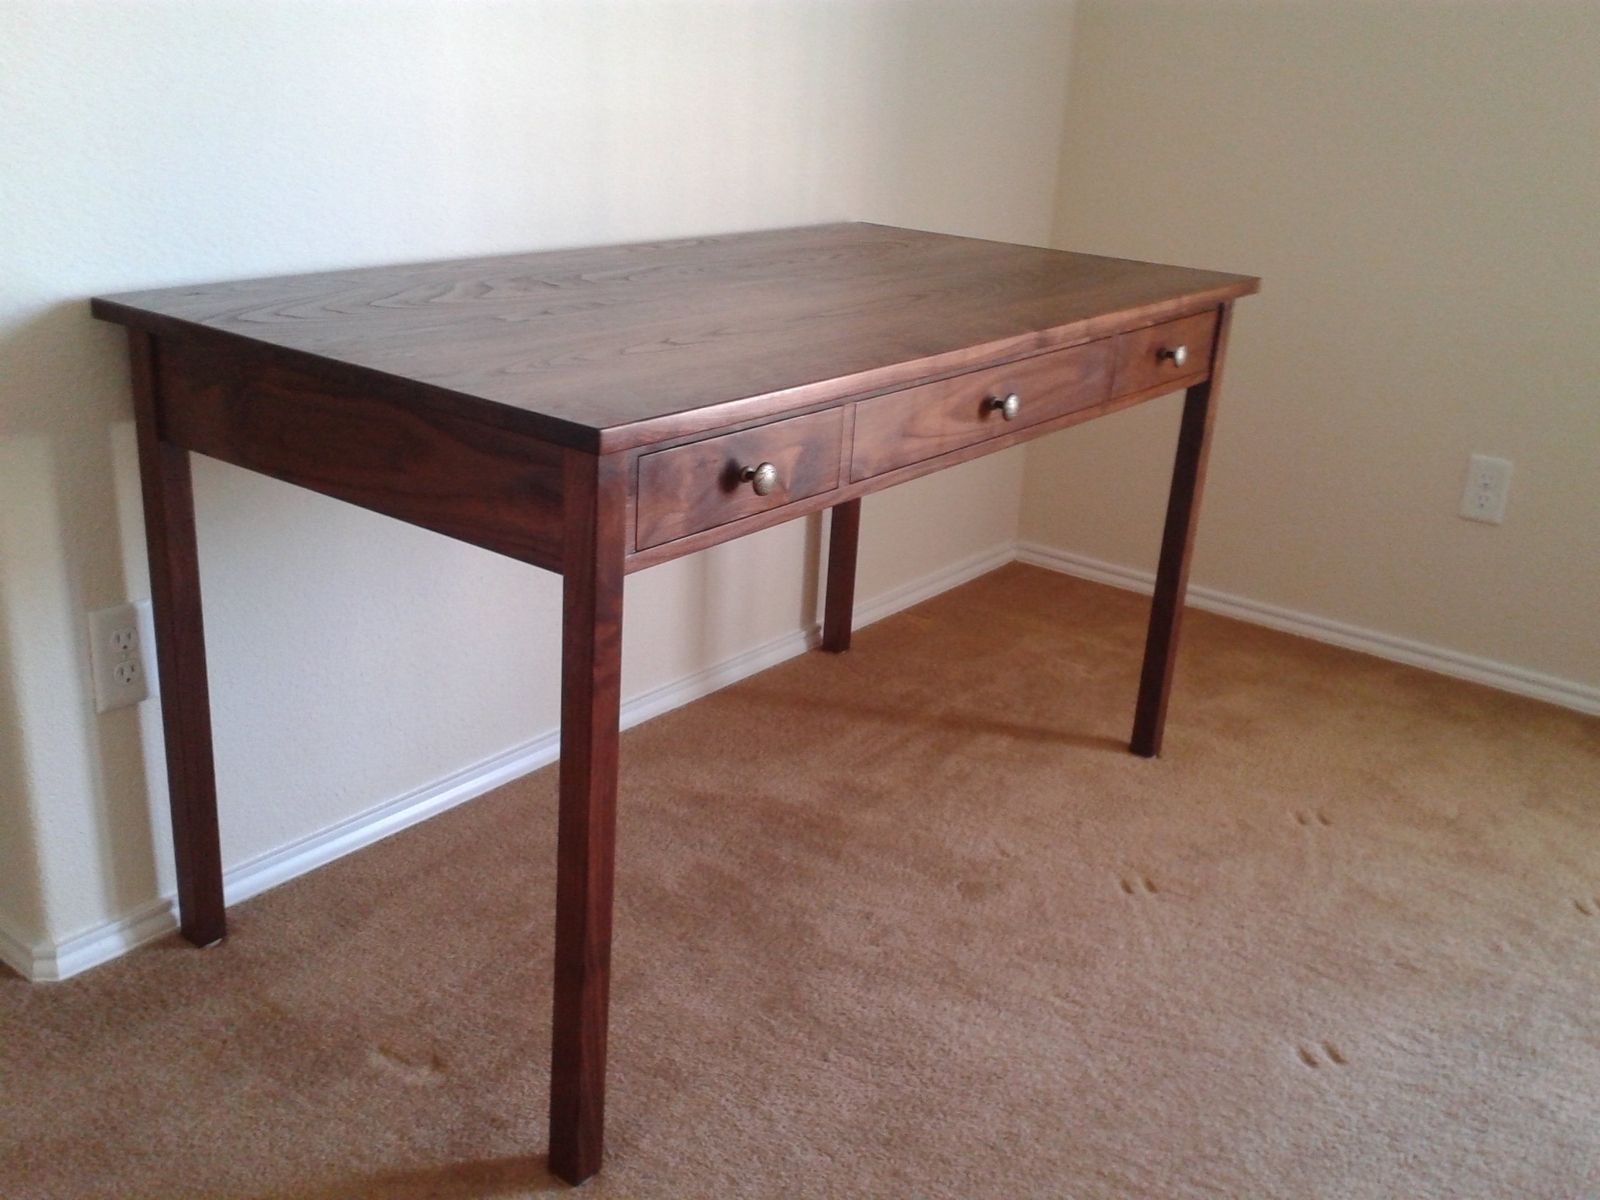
[88, 601, 155, 713]
[1460, 454, 1512, 525]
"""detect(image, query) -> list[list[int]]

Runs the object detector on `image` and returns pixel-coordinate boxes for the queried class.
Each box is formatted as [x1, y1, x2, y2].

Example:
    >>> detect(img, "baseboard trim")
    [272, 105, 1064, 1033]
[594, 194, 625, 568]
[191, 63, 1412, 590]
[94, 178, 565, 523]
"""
[33, 534, 1586, 982]
[1015, 542, 1600, 717]
[26, 542, 1013, 982]
[30, 898, 176, 983]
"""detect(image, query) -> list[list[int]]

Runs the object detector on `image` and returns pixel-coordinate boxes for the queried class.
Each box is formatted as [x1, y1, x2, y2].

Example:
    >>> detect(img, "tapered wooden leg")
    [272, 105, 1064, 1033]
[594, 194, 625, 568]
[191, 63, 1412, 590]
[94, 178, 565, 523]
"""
[549, 450, 627, 1185]
[128, 332, 226, 947]
[1131, 304, 1233, 758]
[821, 499, 861, 653]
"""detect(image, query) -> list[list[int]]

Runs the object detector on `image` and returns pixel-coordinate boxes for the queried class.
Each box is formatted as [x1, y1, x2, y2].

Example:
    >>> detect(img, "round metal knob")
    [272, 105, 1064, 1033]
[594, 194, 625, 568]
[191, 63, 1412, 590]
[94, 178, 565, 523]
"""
[1158, 344, 1189, 369]
[741, 461, 779, 496]
[987, 392, 1021, 421]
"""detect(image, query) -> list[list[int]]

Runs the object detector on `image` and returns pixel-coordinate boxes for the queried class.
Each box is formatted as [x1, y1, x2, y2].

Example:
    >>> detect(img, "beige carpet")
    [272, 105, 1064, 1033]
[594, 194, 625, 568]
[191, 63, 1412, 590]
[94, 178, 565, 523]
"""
[4, 564, 1599, 1199]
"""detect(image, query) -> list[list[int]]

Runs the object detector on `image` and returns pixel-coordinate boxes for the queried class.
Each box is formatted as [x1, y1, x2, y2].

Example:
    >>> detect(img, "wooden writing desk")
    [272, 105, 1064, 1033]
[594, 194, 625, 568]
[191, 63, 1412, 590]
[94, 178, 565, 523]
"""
[92, 224, 1257, 1183]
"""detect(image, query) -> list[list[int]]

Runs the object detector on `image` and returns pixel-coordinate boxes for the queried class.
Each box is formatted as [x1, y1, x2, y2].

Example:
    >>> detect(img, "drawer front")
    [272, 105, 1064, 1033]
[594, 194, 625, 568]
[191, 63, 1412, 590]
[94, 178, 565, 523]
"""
[849, 339, 1113, 482]
[635, 408, 844, 550]
[1112, 309, 1217, 398]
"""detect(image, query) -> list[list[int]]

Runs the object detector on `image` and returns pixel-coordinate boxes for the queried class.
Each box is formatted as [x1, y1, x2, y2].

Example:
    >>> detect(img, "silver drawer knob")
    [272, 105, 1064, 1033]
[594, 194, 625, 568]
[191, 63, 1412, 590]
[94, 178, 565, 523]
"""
[1158, 344, 1189, 368]
[986, 392, 1021, 421]
[741, 461, 779, 496]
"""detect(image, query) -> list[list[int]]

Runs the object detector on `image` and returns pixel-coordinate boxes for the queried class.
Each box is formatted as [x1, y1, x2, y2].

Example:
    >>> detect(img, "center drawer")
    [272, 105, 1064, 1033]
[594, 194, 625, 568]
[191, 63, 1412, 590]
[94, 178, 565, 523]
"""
[849, 338, 1113, 482]
[635, 407, 844, 550]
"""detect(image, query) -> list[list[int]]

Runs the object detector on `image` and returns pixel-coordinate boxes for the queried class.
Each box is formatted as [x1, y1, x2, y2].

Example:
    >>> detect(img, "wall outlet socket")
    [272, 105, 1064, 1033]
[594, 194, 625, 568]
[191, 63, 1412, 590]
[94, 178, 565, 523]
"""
[1460, 454, 1512, 524]
[88, 601, 157, 713]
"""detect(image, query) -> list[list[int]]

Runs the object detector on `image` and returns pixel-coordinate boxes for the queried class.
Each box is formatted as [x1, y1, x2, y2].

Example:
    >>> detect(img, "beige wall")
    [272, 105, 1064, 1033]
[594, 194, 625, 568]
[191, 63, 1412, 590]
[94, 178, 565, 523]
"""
[0, 1, 1075, 960]
[1024, 1, 1600, 691]
[11, 0, 1594, 976]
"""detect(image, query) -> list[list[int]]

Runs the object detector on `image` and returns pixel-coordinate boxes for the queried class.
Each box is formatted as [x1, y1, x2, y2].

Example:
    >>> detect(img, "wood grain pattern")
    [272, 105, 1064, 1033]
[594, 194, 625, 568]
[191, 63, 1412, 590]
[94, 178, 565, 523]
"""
[821, 499, 862, 653]
[619, 308, 1226, 575]
[1131, 303, 1235, 757]
[634, 408, 842, 550]
[620, 379, 1194, 574]
[158, 340, 565, 571]
[92, 224, 1258, 452]
[94, 228, 1257, 1190]
[549, 450, 628, 1185]
[850, 337, 1112, 481]
[128, 332, 226, 947]
[1112, 309, 1217, 399]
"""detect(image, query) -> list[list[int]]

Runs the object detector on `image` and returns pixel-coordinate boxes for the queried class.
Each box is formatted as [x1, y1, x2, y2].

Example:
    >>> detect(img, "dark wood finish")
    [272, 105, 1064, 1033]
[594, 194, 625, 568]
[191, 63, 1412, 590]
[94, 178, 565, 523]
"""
[634, 408, 843, 551]
[127, 332, 226, 947]
[619, 372, 1222, 576]
[821, 499, 862, 653]
[1112, 309, 1216, 399]
[159, 340, 565, 571]
[850, 337, 1112, 481]
[1131, 303, 1235, 758]
[549, 450, 627, 1185]
[91, 226, 1257, 1187]
[92, 224, 1256, 453]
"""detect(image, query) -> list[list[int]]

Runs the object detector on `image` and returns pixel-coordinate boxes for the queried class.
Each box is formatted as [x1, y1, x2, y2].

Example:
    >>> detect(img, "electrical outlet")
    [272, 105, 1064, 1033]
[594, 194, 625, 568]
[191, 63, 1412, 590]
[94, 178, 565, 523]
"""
[1460, 454, 1512, 524]
[88, 601, 155, 713]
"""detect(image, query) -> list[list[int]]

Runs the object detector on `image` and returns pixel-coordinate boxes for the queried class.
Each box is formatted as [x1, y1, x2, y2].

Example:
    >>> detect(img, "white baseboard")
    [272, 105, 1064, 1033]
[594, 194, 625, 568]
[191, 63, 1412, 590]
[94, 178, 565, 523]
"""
[1015, 542, 1600, 718]
[26, 535, 1590, 982]
[28, 898, 176, 983]
[23, 542, 1013, 983]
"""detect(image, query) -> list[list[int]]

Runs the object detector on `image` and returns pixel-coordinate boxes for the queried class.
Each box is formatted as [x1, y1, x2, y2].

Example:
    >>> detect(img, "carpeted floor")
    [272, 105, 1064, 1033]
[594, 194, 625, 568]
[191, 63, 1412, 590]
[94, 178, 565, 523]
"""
[4, 564, 1599, 1199]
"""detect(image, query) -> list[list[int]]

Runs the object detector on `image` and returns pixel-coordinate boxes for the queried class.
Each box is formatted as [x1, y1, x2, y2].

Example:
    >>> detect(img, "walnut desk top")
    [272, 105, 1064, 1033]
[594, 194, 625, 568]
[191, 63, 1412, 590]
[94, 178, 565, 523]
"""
[93, 223, 1257, 1183]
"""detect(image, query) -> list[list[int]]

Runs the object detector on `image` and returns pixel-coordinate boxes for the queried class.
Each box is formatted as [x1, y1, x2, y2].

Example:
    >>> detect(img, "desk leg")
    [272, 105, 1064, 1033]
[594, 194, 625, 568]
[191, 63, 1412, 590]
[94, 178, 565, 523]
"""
[549, 451, 626, 1185]
[128, 333, 226, 947]
[821, 499, 861, 653]
[1131, 304, 1233, 758]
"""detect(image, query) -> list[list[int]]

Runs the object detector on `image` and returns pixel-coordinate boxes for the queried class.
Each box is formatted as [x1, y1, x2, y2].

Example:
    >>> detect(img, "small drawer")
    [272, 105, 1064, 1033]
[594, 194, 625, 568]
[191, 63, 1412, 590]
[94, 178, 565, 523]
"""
[1112, 310, 1217, 398]
[635, 408, 843, 550]
[849, 339, 1113, 482]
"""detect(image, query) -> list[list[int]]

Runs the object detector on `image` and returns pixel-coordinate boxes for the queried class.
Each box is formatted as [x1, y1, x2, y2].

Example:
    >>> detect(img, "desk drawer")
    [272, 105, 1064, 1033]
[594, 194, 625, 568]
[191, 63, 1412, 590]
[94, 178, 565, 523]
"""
[849, 339, 1112, 481]
[1113, 310, 1216, 397]
[635, 408, 843, 550]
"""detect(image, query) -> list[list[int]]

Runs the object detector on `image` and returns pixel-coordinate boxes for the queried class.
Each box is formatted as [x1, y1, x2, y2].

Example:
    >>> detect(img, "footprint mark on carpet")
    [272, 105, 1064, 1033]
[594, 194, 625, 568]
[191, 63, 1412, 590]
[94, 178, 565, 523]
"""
[371, 1043, 448, 1086]
[1575, 898, 1597, 917]
[1296, 1041, 1348, 1068]
[1294, 810, 1333, 828]
[1119, 875, 1160, 896]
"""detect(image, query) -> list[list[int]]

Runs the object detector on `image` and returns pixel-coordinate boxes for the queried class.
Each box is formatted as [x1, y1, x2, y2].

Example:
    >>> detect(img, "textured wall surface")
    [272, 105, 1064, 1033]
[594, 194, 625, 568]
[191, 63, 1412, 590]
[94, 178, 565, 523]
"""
[1026, 1, 1599, 689]
[0, 1, 1075, 955]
